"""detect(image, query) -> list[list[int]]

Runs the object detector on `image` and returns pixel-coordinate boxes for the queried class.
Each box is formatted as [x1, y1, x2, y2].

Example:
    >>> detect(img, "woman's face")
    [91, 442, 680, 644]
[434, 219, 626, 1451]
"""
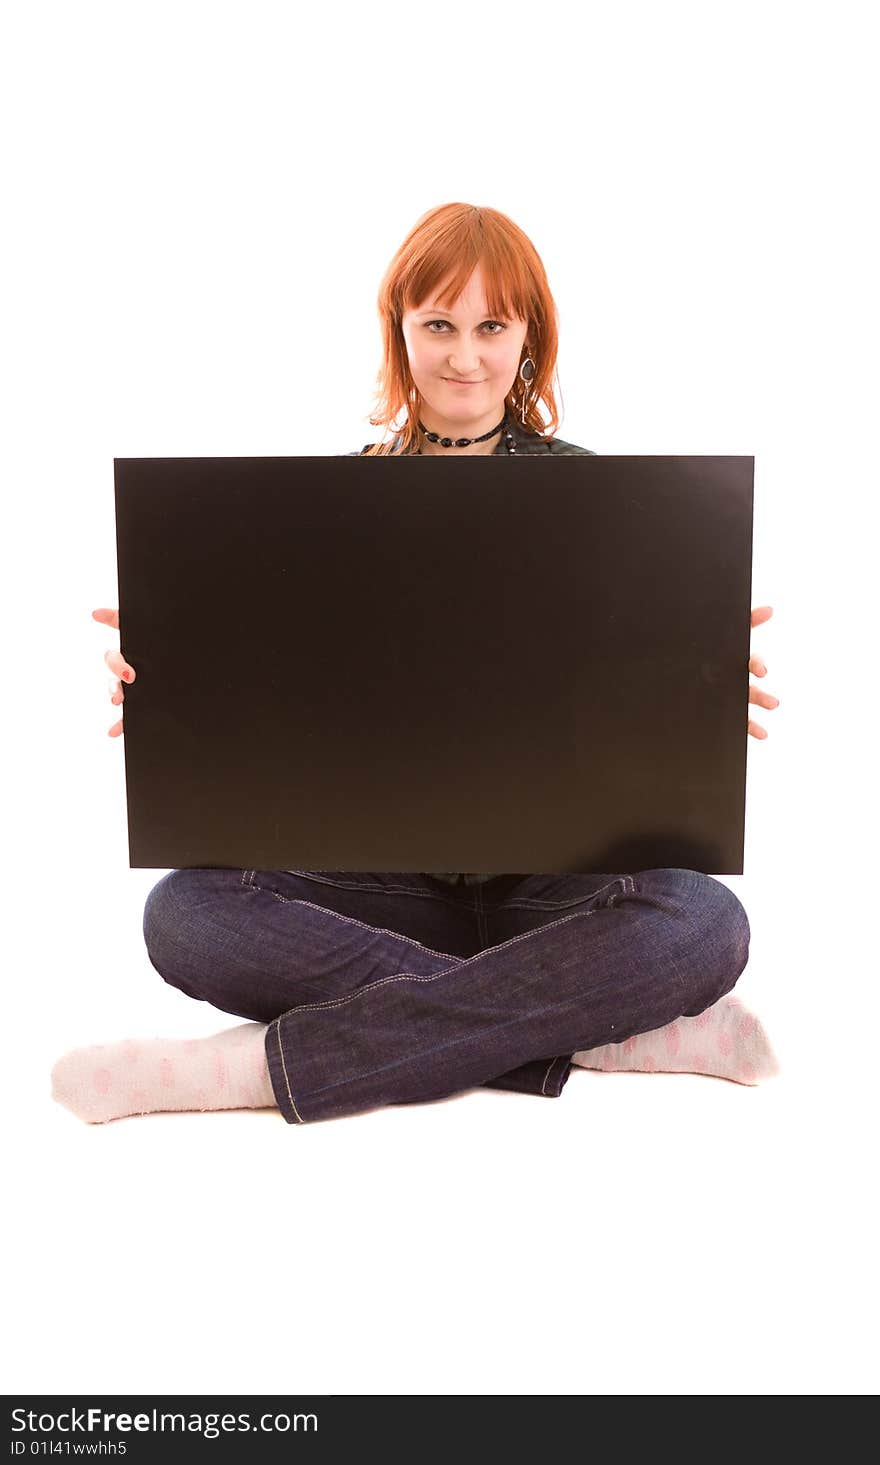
[401, 263, 529, 453]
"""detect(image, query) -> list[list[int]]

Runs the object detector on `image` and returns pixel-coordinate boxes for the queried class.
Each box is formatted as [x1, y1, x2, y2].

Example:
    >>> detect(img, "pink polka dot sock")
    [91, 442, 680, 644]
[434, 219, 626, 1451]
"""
[571, 993, 780, 1085]
[50, 1021, 277, 1124]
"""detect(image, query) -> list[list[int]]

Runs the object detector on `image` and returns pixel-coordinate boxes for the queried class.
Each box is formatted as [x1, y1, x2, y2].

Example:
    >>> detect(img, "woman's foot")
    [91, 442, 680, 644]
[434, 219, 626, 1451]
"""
[51, 1021, 277, 1123]
[571, 994, 779, 1085]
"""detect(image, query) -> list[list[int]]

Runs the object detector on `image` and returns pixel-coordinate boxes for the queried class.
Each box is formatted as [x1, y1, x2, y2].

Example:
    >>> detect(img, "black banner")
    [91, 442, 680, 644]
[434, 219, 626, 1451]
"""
[5, 1396, 559, 1459]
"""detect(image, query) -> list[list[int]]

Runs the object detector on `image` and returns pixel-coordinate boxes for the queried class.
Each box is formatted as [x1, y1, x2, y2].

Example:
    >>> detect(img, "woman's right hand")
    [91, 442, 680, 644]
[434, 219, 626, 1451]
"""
[92, 607, 136, 738]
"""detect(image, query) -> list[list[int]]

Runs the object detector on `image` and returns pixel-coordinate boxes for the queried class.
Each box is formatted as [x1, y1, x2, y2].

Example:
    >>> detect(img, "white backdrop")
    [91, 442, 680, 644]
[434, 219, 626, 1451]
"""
[3, 0, 877, 1397]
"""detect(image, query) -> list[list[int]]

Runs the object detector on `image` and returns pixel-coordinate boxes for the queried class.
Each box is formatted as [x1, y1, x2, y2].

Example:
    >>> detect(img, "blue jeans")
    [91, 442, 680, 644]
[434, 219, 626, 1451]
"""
[142, 866, 751, 1125]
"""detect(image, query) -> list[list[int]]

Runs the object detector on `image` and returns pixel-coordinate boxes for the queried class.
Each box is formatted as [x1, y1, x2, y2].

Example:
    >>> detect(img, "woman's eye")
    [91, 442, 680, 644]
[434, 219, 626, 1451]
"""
[426, 320, 506, 334]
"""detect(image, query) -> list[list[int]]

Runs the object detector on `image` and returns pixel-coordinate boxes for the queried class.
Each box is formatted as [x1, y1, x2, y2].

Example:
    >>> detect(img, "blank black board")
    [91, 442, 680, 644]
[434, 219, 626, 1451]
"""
[113, 454, 754, 874]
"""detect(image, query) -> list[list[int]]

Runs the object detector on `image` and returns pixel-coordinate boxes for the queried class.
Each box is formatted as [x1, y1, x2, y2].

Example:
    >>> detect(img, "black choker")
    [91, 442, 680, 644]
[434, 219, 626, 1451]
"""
[417, 413, 507, 449]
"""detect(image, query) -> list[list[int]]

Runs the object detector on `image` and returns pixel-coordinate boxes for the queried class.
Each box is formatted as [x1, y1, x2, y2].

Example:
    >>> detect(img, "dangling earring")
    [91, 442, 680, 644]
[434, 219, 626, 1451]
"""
[518, 351, 536, 426]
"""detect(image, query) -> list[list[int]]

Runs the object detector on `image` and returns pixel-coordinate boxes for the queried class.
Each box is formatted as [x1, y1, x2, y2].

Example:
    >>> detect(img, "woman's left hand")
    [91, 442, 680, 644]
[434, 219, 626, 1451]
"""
[748, 605, 779, 739]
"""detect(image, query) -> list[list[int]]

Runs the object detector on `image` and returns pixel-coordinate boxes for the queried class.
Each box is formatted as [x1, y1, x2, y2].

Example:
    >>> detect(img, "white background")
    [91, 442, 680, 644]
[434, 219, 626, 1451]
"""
[3, 0, 877, 1397]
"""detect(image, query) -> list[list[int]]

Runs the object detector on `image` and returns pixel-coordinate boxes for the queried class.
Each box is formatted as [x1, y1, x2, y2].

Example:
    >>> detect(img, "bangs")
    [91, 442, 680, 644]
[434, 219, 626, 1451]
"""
[399, 218, 534, 325]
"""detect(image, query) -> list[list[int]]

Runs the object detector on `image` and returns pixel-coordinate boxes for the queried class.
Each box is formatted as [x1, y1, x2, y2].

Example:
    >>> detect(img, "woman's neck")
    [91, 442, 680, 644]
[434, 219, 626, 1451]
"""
[417, 407, 507, 456]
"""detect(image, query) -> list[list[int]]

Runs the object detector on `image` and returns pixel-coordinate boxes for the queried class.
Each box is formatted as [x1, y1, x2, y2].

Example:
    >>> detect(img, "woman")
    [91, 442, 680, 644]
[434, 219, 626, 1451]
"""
[52, 203, 780, 1126]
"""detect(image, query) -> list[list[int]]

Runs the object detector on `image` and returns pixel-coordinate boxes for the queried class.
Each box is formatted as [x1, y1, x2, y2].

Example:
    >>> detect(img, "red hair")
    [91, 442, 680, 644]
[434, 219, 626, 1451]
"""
[361, 202, 567, 456]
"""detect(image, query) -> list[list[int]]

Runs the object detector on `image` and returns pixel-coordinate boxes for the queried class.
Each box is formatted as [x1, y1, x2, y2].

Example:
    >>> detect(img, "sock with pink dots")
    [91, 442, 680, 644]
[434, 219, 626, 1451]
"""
[571, 993, 779, 1085]
[50, 1021, 277, 1124]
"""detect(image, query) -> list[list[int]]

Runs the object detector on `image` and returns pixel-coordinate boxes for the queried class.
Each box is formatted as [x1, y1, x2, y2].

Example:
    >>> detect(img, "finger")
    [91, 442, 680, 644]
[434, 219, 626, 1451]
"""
[749, 654, 768, 676]
[748, 718, 768, 739]
[749, 685, 779, 710]
[750, 605, 773, 628]
[108, 719, 123, 737]
[92, 608, 120, 631]
[104, 648, 135, 681]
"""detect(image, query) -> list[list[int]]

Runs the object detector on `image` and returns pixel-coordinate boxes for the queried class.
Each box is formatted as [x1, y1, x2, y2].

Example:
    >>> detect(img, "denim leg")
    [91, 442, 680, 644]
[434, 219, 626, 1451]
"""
[478, 868, 751, 1099]
[266, 867, 751, 1124]
[141, 866, 576, 1104]
[142, 866, 481, 1026]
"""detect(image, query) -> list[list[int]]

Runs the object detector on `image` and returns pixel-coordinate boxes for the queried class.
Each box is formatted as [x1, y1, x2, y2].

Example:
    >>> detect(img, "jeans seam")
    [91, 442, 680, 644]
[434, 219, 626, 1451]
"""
[259, 869, 480, 910]
[246, 881, 466, 960]
[275, 901, 602, 1020]
[296, 980, 617, 1100]
[246, 868, 630, 913]
[494, 877, 633, 913]
[541, 1056, 563, 1094]
[271, 1017, 304, 1123]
